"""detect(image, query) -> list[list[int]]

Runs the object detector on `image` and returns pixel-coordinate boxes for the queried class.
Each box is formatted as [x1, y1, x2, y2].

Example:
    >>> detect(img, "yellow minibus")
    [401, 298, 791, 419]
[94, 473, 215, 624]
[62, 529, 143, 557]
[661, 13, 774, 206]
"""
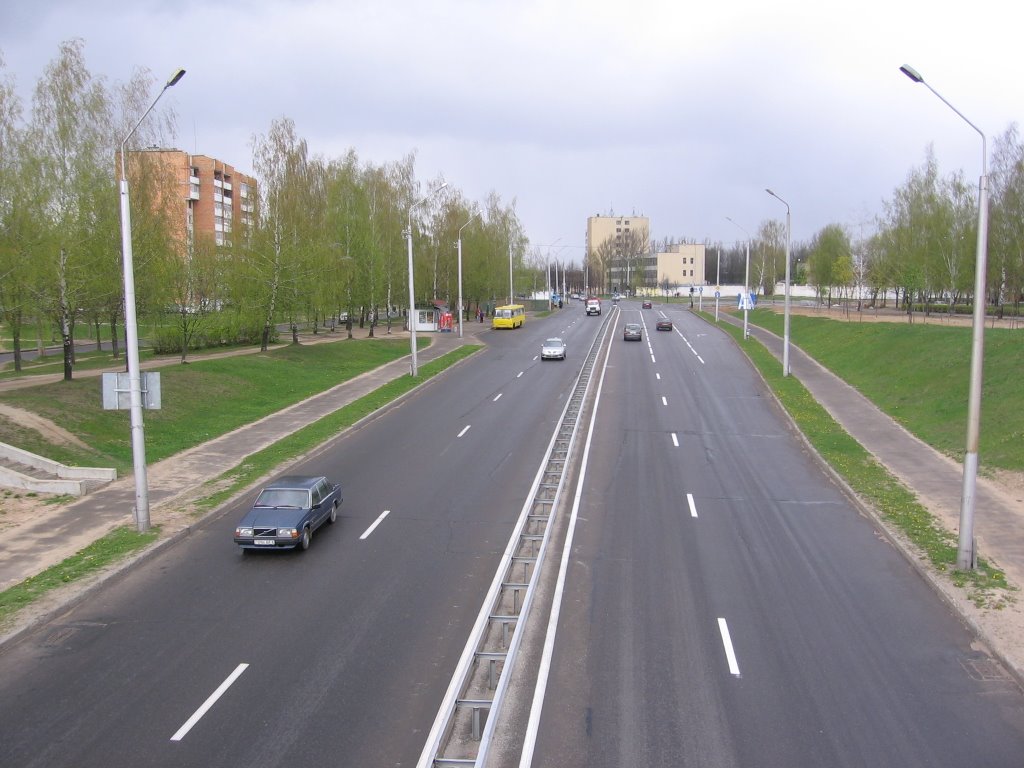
[492, 304, 525, 329]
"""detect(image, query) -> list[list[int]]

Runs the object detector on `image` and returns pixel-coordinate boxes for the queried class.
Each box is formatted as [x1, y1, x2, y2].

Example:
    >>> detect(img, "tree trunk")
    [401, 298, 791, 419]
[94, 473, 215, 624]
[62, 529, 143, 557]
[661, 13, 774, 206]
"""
[62, 326, 73, 381]
[179, 308, 189, 364]
[59, 248, 73, 381]
[12, 325, 23, 373]
[110, 311, 121, 359]
[261, 321, 272, 352]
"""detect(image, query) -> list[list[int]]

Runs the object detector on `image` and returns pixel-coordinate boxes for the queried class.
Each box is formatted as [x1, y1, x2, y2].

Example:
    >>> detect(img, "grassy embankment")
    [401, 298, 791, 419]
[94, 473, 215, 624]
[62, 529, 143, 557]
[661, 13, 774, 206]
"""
[707, 309, 1015, 606]
[0, 338, 480, 627]
[741, 308, 1023, 472]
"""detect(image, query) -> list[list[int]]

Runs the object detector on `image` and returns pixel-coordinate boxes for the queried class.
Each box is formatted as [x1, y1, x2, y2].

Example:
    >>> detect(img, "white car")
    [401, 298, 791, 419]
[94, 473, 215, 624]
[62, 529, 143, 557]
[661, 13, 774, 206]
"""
[540, 338, 567, 360]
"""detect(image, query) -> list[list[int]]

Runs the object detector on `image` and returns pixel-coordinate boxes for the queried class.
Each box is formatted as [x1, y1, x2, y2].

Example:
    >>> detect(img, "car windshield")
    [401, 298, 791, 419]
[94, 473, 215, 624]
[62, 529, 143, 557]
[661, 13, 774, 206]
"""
[625, 324, 640, 330]
[545, 339, 562, 346]
[254, 489, 309, 508]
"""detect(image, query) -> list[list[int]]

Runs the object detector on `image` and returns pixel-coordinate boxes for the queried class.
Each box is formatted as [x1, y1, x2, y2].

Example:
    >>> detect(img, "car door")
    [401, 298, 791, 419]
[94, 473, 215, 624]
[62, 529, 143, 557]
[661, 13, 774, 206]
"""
[310, 482, 327, 529]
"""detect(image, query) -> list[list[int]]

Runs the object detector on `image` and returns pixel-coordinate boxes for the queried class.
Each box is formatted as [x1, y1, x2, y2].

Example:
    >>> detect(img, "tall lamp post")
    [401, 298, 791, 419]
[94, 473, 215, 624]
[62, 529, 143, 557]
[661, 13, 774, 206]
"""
[726, 217, 752, 339]
[766, 188, 792, 376]
[508, 239, 515, 305]
[901, 63, 989, 571]
[714, 245, 721, 322]
[406, 182, 448, 376]
[456, 210, 479, 339]
[118, 67, 185, 533]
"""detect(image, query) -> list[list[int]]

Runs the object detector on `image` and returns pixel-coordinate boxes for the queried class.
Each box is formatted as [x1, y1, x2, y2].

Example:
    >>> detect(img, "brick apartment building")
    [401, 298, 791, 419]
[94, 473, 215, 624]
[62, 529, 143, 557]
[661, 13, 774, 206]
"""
[126, 149, 256, 253]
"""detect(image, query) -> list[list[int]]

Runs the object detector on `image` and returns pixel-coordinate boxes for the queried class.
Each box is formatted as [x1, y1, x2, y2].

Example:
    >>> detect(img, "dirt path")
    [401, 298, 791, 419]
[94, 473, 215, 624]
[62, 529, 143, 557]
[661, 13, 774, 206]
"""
[0, 403, 91, 450]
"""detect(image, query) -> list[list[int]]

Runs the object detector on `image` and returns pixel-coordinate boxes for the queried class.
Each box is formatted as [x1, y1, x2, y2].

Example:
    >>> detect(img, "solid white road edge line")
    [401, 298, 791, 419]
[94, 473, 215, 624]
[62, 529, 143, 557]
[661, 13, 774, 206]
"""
[458, 425, 471, 438]
[519, 323, 613, 767]
[360, 510, 390, 540]
[170, 663, 249, 741]
[718, 618, 741, 676]
[687, 493, 698, 518]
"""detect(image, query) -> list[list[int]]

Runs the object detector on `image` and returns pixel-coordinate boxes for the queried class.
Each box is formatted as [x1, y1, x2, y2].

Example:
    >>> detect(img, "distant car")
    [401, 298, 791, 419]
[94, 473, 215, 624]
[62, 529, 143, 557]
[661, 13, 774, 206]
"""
[234, 475, 342, 552]
[586, 298, 602, 316]
[656, 319, 673, 331]
[642, 300, 652, 309]
[541, 337, 567, 360]
[623, 322, 642, 341]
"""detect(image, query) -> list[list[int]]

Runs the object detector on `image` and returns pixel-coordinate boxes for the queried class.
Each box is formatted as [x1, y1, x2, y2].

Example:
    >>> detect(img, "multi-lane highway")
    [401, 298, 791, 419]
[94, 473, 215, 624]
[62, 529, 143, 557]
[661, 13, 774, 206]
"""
[515, 303, 1024, 767]
[0, 306, 599, 767]
[1, 300, 1022, 767]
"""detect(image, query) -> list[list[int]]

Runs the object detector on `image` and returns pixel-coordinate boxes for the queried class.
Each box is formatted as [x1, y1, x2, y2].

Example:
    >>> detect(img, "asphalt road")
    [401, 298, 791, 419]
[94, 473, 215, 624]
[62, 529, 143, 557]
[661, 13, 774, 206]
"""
[0, 310, 602, 767]
[2, 302, 1023, 768]
[524, 302, 1024, 767]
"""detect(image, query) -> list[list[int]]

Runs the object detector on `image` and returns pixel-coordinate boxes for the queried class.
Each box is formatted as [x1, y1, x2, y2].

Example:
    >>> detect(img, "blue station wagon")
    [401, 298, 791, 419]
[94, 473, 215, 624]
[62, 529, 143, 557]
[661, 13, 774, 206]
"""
[234, 475, 342, 552]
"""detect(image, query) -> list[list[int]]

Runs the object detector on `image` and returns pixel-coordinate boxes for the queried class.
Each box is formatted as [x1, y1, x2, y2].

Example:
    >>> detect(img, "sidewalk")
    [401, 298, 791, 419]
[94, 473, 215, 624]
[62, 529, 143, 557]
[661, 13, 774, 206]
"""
[713, 310, 1024, 677]
[0, 322, 489, 593]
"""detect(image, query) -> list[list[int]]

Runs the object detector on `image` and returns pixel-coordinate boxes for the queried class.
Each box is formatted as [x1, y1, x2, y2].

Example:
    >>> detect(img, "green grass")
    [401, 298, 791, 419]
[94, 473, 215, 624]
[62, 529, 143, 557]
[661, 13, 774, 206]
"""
[734, 308, 1024, 472]
[0, 337, 428, 473]
[707, 313, 1011, 606]
[0, 526, 160, 629]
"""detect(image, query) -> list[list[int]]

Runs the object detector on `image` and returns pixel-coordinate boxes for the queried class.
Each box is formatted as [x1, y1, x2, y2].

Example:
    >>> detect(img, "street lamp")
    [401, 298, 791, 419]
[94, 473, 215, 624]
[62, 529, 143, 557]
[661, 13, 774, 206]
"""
[508, 238, 515, 305]
[456, 209, 479, 339]
[714, 245, 721, 322]
[766, 188, 792, 376]
[406, 181, 448, 376]
[726, 217, 752, 339]
[118, 66, 185, 533]
[901, 63, 989, 571]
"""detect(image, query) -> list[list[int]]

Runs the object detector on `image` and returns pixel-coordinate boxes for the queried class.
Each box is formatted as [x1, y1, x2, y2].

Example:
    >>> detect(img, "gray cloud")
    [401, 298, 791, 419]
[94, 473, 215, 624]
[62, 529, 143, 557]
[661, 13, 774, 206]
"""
[1, 0, 1018, 253]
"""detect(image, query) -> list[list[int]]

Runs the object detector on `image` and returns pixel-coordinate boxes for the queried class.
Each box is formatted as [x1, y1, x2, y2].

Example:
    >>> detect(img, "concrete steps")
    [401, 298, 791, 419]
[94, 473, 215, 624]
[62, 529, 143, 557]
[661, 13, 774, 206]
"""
[0, 443, 116, 496]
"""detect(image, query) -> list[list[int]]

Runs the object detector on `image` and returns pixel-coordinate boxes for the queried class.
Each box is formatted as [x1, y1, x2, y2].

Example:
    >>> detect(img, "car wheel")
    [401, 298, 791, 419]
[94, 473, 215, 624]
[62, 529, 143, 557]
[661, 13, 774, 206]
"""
[300, 526, 311, 550]
[329, 501, 338, 524]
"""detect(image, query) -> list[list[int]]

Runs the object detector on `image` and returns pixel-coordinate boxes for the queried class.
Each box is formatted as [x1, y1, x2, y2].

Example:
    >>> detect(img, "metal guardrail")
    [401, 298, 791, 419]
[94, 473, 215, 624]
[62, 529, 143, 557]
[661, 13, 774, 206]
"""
[417, 310, 616, 767]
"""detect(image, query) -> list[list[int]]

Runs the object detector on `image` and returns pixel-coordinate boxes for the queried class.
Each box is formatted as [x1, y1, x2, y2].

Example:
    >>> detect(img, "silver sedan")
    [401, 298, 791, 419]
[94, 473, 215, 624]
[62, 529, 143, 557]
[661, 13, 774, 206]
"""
[540, 337, 567, 360]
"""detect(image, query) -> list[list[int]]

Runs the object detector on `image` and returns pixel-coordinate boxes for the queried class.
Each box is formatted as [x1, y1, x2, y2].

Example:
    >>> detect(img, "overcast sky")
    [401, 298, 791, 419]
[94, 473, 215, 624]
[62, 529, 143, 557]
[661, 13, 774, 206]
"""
[2, 0, 1021, 259]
